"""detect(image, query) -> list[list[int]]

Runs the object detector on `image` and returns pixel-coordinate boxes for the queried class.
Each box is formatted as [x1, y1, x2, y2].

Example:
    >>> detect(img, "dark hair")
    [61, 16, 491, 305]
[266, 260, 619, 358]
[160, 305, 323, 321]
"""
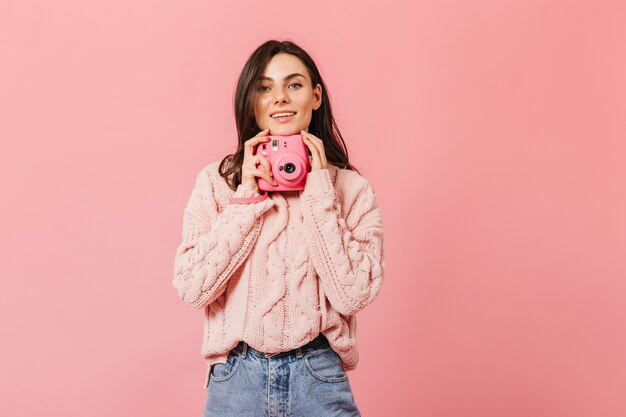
[219, 39, 359, 190]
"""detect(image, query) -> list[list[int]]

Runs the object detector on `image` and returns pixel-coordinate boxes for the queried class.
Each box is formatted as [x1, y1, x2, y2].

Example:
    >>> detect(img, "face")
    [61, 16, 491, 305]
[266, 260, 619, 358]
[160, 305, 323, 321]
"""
[253, 53, 322, 136]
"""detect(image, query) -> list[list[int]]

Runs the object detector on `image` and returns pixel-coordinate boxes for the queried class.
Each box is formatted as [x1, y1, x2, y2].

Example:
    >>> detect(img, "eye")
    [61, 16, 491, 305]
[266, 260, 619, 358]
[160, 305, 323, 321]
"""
[257, 83, 301, 92]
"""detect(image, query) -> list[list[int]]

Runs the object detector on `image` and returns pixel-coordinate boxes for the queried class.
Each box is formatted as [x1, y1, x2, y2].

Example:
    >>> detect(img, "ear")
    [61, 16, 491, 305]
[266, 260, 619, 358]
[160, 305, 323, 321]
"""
[313, 83, 322, 111]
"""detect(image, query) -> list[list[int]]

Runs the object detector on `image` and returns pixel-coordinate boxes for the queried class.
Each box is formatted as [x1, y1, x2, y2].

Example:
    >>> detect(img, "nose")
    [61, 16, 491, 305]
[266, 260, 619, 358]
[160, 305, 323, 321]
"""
[273, 87, 289, 103]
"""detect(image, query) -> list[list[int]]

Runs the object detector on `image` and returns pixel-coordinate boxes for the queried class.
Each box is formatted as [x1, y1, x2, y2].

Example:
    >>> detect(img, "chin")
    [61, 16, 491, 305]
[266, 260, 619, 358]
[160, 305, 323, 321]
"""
[269, 126, 302, 136]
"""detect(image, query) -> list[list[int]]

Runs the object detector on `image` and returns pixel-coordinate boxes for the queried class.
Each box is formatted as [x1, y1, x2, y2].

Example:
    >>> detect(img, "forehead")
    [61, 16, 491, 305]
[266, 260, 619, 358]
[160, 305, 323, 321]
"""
[261, 53, 309, 80]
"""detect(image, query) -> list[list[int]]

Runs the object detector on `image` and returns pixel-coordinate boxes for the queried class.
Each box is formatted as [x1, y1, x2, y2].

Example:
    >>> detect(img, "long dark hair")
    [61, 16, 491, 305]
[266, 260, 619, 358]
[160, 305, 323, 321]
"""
[219, 39, 359, 190]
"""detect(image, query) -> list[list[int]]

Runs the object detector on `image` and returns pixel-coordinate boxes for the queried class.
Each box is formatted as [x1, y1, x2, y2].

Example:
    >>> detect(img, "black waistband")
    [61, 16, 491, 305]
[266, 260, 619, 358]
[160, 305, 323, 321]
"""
[234, 333, 330, 358]
[299, 333, 329, 350]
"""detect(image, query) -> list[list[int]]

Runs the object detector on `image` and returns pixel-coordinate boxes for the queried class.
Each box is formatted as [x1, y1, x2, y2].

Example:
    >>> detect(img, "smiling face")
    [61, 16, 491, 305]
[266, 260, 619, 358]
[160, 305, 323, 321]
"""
[253, 53, 322, 136]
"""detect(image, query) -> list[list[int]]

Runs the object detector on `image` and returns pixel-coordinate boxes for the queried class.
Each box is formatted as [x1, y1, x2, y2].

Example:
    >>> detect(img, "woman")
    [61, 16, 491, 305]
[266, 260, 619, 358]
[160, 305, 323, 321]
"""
[172, 39, 385, 417]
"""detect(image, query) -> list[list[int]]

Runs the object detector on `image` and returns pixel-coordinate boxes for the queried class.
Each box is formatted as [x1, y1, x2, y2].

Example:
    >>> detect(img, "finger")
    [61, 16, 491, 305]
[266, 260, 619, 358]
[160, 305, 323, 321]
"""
[302, 134, 321, 159]
[318, 141, 328, 166]
[305, 137, 321, 164]
[253, 168, 278, 186]
[244, 129, 271, 158]
[253, 128, 270, 138]
[255, 154, 272, 176]
[302, 132, 321, 152]
[247, 129, 270, 148]
[302, 133, 327, 166]
[301, 130, 323, 146]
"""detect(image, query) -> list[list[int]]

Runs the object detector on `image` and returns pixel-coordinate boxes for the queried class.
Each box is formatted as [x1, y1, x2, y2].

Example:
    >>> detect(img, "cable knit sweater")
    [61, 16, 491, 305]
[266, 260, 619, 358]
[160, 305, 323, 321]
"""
[172, 160, 385, 388]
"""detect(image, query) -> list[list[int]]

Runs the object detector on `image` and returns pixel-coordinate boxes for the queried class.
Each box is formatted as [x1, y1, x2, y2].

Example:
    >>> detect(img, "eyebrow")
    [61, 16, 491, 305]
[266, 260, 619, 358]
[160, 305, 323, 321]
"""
[257, 73, 306, 82]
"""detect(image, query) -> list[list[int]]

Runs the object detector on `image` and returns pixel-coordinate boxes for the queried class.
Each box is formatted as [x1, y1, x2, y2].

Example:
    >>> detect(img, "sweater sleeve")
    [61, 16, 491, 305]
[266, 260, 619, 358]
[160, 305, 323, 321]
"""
[300, 168, 385, 316]
[172, 167, 275, 309]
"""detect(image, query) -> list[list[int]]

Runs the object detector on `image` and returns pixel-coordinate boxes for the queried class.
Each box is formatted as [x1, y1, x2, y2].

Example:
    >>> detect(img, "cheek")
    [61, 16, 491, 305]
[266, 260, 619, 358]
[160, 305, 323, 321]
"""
[257, 97, 272, 112]
[254, 100, 265, 116]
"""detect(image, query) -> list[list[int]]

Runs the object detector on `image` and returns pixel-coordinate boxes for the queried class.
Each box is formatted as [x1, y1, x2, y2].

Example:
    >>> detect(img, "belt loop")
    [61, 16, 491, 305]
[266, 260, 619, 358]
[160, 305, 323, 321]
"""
[296, 346, 303, 358]
[241, 342, 248, 358]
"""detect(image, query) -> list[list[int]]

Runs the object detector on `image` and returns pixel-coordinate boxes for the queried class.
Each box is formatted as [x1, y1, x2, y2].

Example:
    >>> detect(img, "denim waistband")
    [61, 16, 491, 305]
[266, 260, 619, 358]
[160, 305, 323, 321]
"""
[233, 333, 330, 359]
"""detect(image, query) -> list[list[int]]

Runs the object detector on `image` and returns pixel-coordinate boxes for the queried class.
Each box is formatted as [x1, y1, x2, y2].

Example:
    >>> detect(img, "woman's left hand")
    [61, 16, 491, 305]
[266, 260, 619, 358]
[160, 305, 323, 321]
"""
[301, 130, 328, 171]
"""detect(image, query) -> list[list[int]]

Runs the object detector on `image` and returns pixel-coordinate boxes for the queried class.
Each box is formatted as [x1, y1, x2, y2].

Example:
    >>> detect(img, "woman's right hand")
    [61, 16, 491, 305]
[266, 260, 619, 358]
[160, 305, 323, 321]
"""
[241, 128, 278, 193]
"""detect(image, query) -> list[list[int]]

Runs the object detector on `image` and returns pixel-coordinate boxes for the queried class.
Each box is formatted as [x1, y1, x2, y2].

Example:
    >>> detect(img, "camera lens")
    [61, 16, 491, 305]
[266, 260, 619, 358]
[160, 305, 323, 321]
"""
[284, 163, 296, 174]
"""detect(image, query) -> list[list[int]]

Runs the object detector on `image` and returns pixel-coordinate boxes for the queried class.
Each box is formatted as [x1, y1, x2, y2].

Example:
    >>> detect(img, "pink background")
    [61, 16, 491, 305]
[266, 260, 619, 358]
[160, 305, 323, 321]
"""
[1, 0, 625, 416]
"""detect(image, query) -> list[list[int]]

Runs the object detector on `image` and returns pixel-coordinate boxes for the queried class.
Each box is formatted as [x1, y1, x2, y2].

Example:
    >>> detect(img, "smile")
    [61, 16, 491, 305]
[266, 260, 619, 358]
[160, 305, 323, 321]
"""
[271, 112, 296, 118]
[270, 112, 296, 123]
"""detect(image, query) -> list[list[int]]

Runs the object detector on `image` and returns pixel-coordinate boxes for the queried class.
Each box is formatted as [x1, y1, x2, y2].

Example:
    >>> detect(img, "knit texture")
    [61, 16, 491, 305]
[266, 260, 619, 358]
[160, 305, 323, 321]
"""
[172, 161, 385, 388]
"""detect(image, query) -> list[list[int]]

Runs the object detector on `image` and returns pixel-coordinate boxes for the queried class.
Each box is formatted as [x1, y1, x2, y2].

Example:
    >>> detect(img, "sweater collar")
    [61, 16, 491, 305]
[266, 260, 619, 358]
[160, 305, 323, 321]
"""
[327, 163, 339, 185]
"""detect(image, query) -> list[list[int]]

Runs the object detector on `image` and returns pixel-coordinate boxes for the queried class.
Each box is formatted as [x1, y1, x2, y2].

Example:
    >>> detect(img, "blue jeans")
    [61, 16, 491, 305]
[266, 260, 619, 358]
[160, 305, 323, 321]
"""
[202, 334, 361, 416]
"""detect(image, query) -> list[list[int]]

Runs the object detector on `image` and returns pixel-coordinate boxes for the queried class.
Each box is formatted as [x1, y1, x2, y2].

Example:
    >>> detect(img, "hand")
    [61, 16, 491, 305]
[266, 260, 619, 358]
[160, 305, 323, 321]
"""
[241, 128, 278, 193]
[301, 130, 328, 171]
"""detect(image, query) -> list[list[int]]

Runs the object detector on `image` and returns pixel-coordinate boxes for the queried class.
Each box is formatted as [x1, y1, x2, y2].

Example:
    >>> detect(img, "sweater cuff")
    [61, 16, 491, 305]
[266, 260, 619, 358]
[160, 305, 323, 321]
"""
[232, 184, 267, 200]
[227, 184, 275, 214]
[302, 168, 334, 195]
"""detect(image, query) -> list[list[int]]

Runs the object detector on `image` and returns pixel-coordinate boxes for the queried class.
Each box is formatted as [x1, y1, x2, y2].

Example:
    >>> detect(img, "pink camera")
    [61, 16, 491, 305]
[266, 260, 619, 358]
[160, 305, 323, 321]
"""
[254, 134, 311, 192]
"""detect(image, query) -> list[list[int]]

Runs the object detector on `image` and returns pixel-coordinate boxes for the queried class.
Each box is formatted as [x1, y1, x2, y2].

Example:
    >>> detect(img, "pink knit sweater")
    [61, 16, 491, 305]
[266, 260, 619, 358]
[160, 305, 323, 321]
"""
[172, 161, 385, 388]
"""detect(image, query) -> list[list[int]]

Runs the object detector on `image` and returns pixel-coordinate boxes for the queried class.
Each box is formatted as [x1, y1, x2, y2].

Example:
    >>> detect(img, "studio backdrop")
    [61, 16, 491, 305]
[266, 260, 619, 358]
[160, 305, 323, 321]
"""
[1, 1, 625, 416]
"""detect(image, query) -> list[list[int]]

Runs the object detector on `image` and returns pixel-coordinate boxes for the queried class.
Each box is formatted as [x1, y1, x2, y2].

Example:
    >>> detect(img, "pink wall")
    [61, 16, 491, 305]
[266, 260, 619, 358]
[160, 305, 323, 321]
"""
[1, 0, 625, 416]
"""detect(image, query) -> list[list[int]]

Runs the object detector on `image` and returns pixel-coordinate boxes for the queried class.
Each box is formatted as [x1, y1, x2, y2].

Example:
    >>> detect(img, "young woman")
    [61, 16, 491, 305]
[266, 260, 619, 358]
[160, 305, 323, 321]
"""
[172, 39, 385, 417]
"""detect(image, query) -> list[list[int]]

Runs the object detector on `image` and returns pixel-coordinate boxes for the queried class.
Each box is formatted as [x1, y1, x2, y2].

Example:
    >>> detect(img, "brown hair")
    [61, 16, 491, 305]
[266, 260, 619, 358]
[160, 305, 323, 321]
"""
[219, 39, 359, 190]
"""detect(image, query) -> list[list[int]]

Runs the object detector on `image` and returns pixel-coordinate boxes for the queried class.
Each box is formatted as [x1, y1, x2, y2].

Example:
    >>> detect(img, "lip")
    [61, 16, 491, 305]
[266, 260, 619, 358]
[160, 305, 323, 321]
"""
[271, 113, 295, 123]
[270, 110, 297, 117]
